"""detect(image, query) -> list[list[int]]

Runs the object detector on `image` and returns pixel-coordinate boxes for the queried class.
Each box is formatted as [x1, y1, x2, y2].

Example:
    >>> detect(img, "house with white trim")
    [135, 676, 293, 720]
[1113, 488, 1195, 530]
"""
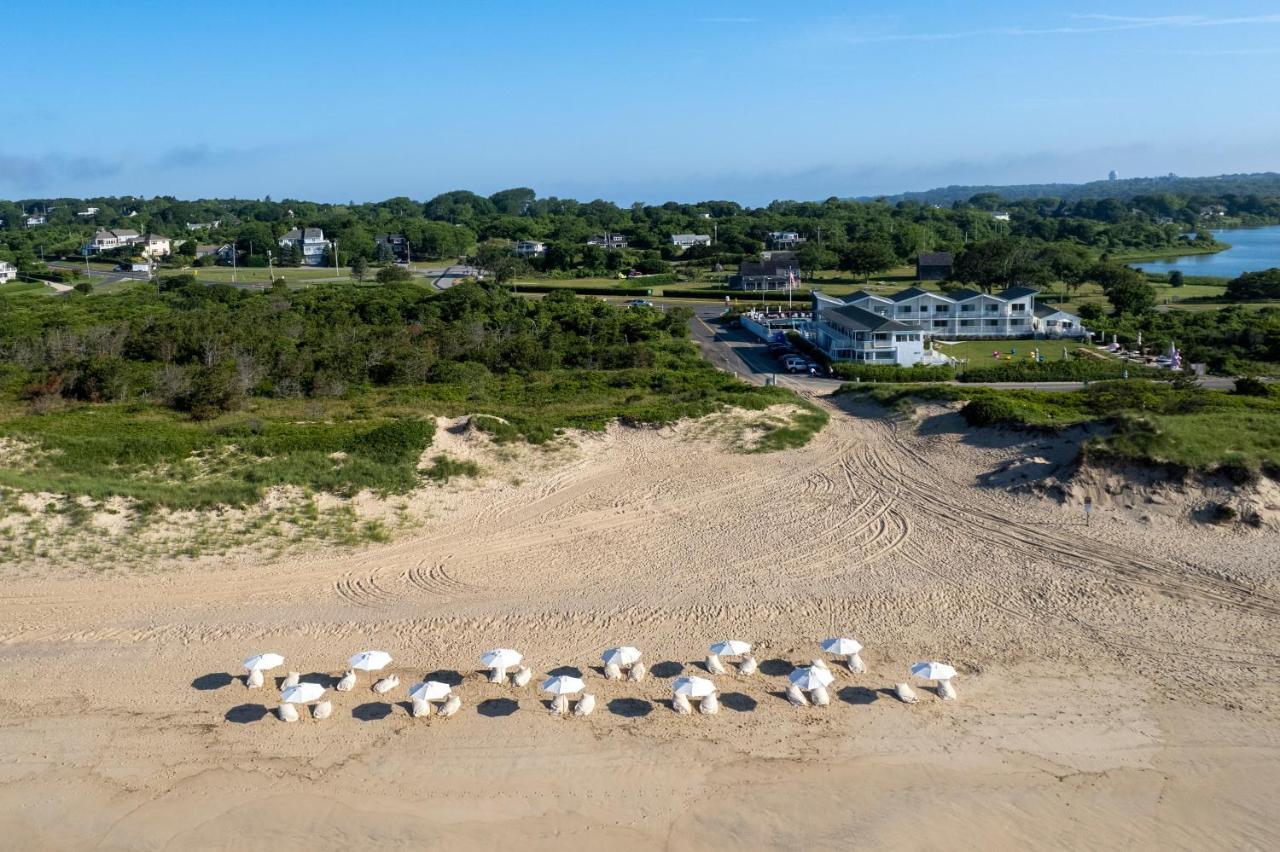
[87, 229, 141, 252]
[514, 239, 546, 258]
[139, 234, 171, 258]
[278, 228, 330, 266]
[0, 261, 17, 283]
[670, 233, 711, 249]
[811, 302, 932, 365]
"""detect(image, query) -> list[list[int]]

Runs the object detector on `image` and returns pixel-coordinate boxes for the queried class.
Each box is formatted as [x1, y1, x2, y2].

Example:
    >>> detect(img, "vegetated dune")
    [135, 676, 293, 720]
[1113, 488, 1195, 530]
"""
[0, 399, 1277, 850]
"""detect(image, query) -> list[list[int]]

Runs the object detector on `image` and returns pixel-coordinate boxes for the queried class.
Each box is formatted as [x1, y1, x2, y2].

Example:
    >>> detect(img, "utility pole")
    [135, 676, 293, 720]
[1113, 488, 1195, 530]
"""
[232, 240, 237, 283]
[333, 240, 339, 277]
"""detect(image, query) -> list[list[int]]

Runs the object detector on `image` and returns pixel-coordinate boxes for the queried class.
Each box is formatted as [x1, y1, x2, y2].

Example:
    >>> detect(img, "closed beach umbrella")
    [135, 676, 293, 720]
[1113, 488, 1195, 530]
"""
[672, 676, 716, 698]
[243, 653, 285, 672]
[789, 665, 835, 691]
[281, 682, 326, 704]
[408, 681, 453, 702]
[821, 638, 863, 656]
[602, 646, 642, 667]
[481, 648, 523, 669]
[708, 640, 751, 657]
[911, 661, 957, 681]
[349, 651, 392, 672]
[541, 675, 586, 696]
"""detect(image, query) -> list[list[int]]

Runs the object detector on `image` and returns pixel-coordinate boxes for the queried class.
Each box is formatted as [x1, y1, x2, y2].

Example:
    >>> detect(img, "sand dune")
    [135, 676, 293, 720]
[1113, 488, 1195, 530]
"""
[0, 399, 1277, 850]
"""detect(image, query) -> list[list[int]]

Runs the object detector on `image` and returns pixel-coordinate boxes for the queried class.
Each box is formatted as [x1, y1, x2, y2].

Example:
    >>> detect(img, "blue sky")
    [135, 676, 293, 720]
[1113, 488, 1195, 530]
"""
[4, 1, 1280, 204]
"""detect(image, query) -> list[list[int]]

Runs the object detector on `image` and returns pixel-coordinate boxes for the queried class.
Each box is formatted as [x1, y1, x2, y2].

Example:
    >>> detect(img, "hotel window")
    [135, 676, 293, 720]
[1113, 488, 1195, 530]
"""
[933, 320, 948, 328]
[935, 305, 949, 313]
[1011, 303, 1026, 312]
[961, 304, 975, 312]
[984, 319, 999, 327]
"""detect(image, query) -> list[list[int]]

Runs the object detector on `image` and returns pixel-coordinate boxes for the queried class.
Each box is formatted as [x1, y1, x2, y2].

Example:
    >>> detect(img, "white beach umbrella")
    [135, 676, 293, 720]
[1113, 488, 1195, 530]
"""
[243, 653, 285, 672]
[540, 675, 586, 696]
[281, 682, 326, 704]
[481, 648, 523, 669]
[708, 640, 751, 657]
[911, 661, 957, 681]
[672, 676, 717, 698]
[408, 681, 453, 702]
[821, 638, 863, 656]
[602, 646, 642, 667]
[789, 665, 836, 691]
[349, 651, 392, 672]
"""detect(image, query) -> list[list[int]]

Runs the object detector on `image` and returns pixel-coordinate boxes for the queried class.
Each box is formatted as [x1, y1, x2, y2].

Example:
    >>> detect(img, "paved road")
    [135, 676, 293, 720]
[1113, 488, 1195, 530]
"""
[424, 265, 476, 289]
[687, 309, 1239, 392]
[47, 261, 149, 287]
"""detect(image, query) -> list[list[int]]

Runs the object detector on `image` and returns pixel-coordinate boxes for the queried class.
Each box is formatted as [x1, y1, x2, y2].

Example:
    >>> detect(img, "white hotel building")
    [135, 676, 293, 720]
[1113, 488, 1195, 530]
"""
[810, 286, 1086, 365]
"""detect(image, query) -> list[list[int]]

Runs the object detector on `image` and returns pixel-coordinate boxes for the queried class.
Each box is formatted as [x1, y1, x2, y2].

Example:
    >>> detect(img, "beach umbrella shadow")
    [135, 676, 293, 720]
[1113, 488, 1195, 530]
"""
[301, 671, 338, 689]
[607, 698, 654, 718]
[719, 692, 758, 713]
[649, 661, 684, 679]
[758, 658, 793, 677]
[423, 669, 465, 687]
[352, 702, 393, 722]
[225, 704, 269, 724]
[837, 686, 885, 706]
[192, 672, 233, 691]
[546, 665, 583, 678]
[477, 698, 519, 718]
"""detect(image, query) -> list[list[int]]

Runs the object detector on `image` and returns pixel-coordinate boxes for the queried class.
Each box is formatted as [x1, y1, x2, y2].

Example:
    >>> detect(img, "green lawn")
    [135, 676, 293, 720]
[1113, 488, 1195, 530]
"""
[0, 280, 57, 297]
[931, 338, 1088, 367]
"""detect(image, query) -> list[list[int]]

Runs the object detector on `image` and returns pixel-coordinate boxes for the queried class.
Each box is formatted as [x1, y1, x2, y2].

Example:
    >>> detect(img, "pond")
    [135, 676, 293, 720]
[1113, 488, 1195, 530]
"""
[1131, 225, 1280, 278]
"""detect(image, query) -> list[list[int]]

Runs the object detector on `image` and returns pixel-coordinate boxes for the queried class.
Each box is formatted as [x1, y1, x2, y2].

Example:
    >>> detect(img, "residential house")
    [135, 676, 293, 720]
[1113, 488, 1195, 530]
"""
[729, 257, 801, 291]
[139, 234, 171, 258]
[195, 244, 222, 259]
[185, 220, 222, 231]
[1199, 204, 1227, 218]
[77, 207, 100, 217]
[587, 233, 628, 250]
[375, 233, 410, 262]
[0, 261, 17, 283]
[810, 284, 1086, 357]
[24, 214, 47, 228]
[767, 231, 806, 250]
[670, 233, 711, 249]
[278, 228, 331, 266]
[514, 239, 546, 258]
[87, 229, 141, 252]
[916, 251, 953, 281]
[1033, 304, 1083, 337]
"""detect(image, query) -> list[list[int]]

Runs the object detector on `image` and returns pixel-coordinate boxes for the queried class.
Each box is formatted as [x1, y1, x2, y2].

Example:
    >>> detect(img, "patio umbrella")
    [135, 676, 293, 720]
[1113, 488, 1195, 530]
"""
[672, 676, 716, 698]
[911, 661, 957, 681]
[408, 681, 453, 702]
[602, 646, 642, 667]
[820, 638, 863, 656]
[349, 651, 392, 672]
[540, 675, 586, 696]
[281, 682, 325, 704]
[243, 653, 285, 672]
[708, 640, 751, 657]
[789, 665, 835, 691]
[481, 648, 523, 669]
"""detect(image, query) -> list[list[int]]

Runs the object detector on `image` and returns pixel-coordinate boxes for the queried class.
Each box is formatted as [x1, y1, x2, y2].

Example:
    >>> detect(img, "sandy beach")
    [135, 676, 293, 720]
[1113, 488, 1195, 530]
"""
[1, 397, 1277, 851]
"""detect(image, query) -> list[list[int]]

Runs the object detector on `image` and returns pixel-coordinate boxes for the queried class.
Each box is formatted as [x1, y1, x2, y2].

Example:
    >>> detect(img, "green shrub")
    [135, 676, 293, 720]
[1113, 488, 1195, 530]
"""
[831, 363, 956, 382]
[1234, 376, 1272, 397]
[424, 454, 481, 482]
[961, 395, 1025, 427]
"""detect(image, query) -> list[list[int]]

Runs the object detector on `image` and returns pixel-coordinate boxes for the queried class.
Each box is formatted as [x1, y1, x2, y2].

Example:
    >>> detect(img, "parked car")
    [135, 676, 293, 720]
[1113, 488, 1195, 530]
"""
[625, 299, 655, 308]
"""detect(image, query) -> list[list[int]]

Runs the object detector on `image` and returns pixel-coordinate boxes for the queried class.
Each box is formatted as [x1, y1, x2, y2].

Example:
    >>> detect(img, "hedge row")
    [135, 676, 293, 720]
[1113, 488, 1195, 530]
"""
[833, 363, 958, 382]
[958, 359, 1166, 383]
[661, 288, 813, 301]
[503, 284, 653, 296]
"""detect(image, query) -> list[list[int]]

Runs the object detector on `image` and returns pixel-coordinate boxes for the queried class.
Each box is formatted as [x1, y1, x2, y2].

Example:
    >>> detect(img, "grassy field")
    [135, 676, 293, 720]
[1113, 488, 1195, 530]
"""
[0, 280, 57, 297]
[841, 381, 1280, 474]
[932, 338, 1087, 366]
[1112, 244, 1229, 263]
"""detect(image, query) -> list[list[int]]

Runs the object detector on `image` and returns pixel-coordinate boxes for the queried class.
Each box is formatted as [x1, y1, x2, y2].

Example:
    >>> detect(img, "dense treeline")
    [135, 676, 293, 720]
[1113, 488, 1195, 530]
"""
[1, 182, 1267, 279]
[882, 171, 1280, 209]
[0, 280, 699, 418]
[1084, 306, 1280, 374]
